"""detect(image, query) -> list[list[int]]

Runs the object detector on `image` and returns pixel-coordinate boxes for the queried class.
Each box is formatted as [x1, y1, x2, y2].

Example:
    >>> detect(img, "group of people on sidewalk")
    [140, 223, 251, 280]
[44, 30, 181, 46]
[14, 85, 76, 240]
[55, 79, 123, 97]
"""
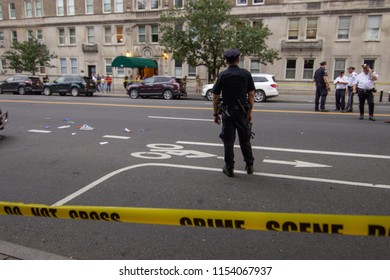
[92, 74, 112, 93]
[314, 61, 379, 121]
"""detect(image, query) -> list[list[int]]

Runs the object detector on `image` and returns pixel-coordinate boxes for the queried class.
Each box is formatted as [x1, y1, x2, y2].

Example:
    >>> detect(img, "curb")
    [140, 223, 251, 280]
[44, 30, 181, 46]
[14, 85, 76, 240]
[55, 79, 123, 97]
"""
[0, 240, 70, 260]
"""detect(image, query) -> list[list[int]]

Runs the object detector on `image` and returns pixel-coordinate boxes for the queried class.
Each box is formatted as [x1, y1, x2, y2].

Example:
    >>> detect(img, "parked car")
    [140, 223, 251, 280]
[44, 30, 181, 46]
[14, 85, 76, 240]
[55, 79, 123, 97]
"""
[202, 73, 279, 102]
[43, 76, 96, 97]
[0, 75, 43, 95]
[0, 108, 8, 130]
[127, 75, 186, 100]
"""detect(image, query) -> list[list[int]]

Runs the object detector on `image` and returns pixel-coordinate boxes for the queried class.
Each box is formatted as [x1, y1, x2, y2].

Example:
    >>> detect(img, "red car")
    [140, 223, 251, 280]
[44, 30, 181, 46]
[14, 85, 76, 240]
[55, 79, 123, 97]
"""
[127, 75, 186, 100]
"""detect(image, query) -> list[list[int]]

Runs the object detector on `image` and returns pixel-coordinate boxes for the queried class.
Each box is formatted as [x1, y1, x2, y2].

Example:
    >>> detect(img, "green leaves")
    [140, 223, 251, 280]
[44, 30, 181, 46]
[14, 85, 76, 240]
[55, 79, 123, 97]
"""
[159, 0, 279, 81]
[2, 39, 57, 75]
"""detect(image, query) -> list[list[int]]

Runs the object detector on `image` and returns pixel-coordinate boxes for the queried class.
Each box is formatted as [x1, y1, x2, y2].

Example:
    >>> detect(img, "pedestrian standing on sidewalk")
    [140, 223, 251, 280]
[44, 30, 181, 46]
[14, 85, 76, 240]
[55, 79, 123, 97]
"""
[313, 61, 331, 112]
[96, 74, 101, 92]
[352, 64, 378, 121]
[195, 75, 202, 96]
[101, 75, 106, 93]
[333, 71, 348, 112]
[345, 66, 357, 112]
[106, 75, 112, 93]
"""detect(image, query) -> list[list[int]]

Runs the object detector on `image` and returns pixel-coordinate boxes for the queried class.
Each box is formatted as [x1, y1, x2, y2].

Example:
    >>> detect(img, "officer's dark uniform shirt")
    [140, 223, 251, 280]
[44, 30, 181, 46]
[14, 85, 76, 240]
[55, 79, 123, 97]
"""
[314, 67, 328, 88]
[212, 65, 255, 106]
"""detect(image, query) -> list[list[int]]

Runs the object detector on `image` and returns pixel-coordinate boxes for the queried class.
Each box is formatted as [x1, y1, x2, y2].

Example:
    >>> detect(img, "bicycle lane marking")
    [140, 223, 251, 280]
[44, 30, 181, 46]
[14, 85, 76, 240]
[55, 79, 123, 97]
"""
[51, 163, 390, 207]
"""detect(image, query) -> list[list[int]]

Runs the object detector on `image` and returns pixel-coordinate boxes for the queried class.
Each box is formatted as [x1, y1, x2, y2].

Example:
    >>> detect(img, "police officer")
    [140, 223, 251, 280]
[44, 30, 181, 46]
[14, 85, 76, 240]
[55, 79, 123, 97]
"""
[313, 61, 330, 112]
[212, 49, 255, 177]
[353, 64, 378, 121]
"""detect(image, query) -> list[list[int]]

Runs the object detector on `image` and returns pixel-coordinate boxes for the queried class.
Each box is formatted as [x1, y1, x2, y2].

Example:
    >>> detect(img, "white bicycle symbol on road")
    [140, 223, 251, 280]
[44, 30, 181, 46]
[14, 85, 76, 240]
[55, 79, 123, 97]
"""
[131, 143, 219, 160]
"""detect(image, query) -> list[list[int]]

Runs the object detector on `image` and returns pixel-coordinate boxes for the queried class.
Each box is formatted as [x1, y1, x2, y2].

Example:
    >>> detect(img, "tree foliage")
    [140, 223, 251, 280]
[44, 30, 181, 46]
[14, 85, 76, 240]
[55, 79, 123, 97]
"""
[2, 39, 57, 75]
[160, 0, 279, 81]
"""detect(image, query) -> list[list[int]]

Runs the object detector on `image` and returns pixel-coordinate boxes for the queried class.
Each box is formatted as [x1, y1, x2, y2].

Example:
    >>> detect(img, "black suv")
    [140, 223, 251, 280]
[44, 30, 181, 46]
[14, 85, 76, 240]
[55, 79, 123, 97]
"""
[43, 76, 96, 97]
[127, 75, 186, 100]
[0, 75, 43, 95]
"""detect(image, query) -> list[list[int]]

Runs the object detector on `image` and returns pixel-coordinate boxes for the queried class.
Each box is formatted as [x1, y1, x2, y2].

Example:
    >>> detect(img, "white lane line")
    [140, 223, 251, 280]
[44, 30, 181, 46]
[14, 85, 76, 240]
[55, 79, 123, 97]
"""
[52, 163, 390, 207]
[148, 116, 213, 122]
[28, 130, 52, 134]
[102, 135, 131, 140]
[176, 141, 390, 160]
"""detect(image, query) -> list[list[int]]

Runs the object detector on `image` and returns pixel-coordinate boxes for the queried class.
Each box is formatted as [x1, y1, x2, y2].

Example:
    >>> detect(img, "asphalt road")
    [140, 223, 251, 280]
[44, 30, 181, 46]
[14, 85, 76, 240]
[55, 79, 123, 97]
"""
[0, 93, 390, 259]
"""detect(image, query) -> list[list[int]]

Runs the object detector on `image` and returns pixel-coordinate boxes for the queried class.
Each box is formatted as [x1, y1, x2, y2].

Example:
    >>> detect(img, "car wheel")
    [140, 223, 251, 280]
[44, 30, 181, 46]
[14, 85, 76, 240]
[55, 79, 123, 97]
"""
[255, 90, 266, 102]
[129, 89, 139, 99]
[71, 87, 79, 97]
[18, 87, 26, 95]
[206, 90, 213, 101]
[43, 87, 52, 96]
[163, 89, 173, 100]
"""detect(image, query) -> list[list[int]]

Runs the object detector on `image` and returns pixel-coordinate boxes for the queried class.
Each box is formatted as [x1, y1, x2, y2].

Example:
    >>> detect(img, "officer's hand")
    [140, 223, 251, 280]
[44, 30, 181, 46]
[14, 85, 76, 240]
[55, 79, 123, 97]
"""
[214, 115, 221, 125]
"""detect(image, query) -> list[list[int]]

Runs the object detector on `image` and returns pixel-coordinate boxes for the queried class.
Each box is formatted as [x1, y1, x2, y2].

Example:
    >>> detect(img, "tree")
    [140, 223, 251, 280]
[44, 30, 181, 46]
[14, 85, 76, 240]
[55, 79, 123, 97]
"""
[2, 38, 57, 75]
[160, 0, 279, 81]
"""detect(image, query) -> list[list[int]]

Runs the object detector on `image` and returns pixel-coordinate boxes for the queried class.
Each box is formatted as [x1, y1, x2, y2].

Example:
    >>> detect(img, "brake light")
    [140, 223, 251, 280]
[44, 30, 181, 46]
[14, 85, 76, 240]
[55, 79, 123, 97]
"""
[270, 83, 277, 88]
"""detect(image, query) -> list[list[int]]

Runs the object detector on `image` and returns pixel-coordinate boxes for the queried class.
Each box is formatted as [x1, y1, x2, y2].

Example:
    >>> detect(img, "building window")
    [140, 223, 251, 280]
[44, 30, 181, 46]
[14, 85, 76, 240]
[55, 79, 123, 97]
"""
[116, 26, 123, 43]
[175, 60, 182, 77]
[25, 1, 33, 18]
[151, 0, 159, 9]
[105, 58, 113, 75]
[70, 58, 78, 74]
[306, 18, 317, 40]
[68, 0, 75, 15]
[138, 26, 146, 43]
[0, 31, 4, 46]
[103, 0, 112, 13]
[367, 15, 381, 40]
[9, 3, 16, 19]
[0, 5, 3, 20]
[151, 25, 159, 43]
[236, 0, 248, 5]
[35, 0, 43, 17]
[138, 0, 145, 10]
[337, 17, 350, 40]
[57, 0, 64, 16]
[104, 27, 112, 44]
[285, 59, 296, 79]
[87, 27, 95, 43]
[60, 58, 67, 74]
[11, 30, 18, 43]
[37, 29, 43, 43]
[174, 0, 183, 8]
[253, 0, 264, 4]
[115, 0, 123, 12]
[288, 18, 299, 40]
[250, 60, 260, 73]
[69, 28, 76, 44]
[86, 0, 94, 14]
[58, 28, 65, 44]
[363, 59, 376, 70]
[117, 67, 125, 76]
[333, 59, 346, 79]
[303, 59, 314, 79]
[188, 65, 196, 77]
[27, 30, 34, 41]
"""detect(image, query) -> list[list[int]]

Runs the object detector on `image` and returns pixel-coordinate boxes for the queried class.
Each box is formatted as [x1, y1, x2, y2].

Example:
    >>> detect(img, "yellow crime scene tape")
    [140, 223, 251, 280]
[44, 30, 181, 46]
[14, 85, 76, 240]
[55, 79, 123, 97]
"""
[1, 201, 390, 237]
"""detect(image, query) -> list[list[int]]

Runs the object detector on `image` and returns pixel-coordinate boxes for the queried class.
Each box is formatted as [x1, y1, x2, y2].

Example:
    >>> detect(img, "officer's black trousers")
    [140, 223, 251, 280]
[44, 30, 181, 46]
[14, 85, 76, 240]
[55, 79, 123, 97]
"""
[358, 90, 374, 116]
[219, 109, 254, 170]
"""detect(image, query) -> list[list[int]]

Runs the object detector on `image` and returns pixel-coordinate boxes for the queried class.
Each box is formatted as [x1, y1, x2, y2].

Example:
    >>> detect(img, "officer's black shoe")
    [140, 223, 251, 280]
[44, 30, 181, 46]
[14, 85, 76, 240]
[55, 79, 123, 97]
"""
[359, 115, 364, 120]
[222, 166, 234, 177]
[245, 165, 254, 175]
[369, 116, 376, 121]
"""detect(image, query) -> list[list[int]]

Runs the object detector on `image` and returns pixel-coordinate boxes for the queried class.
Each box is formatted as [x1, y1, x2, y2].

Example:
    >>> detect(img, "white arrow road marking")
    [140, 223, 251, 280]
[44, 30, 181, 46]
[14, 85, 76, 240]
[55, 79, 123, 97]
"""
[263, 159, 332, 168]
[52, 163, 390, 207]
[176, 141, 390, 160]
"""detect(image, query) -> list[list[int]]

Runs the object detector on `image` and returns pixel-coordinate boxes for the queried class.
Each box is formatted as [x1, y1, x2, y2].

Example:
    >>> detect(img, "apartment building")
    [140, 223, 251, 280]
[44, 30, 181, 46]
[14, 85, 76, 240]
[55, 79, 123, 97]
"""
[0, 0, 388, 91]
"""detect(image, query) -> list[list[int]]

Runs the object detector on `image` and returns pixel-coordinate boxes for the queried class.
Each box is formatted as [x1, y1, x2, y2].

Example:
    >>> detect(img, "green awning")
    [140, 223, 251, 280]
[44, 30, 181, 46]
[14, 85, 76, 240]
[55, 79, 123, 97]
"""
[111, 56, 158, 69]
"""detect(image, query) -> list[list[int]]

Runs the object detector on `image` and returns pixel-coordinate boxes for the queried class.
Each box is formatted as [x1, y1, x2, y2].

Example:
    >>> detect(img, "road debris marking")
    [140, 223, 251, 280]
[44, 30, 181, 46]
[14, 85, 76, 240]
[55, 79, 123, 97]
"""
[1, 201, 390, 237]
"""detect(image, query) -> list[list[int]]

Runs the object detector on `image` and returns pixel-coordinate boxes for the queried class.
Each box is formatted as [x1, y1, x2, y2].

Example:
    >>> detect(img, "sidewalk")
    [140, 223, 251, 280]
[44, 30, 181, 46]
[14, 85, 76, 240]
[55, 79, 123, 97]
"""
[0, 240, 69, 260]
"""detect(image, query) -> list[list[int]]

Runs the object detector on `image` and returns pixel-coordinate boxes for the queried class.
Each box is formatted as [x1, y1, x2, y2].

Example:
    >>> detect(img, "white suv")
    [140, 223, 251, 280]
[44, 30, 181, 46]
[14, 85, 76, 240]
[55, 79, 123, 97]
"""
[202, 73, 279, 102]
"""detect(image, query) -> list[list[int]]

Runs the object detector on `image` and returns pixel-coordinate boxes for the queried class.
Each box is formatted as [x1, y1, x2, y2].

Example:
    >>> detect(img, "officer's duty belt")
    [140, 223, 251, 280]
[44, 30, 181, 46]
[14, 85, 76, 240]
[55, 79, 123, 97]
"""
[358, 88, 373, 94]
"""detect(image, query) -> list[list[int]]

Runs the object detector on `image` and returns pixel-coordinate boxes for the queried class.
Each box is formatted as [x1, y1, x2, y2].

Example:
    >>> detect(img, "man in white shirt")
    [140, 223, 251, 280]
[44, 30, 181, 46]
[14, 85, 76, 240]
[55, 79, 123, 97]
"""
[345, 67, 357, 112]
[333, 71, 348, 111]
[352, 64, 378, 121]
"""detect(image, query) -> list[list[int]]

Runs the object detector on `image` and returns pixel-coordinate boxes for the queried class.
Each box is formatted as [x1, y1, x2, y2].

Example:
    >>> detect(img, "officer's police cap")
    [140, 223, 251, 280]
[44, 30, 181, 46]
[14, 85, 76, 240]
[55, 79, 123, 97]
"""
[224, 49, 241, 59]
